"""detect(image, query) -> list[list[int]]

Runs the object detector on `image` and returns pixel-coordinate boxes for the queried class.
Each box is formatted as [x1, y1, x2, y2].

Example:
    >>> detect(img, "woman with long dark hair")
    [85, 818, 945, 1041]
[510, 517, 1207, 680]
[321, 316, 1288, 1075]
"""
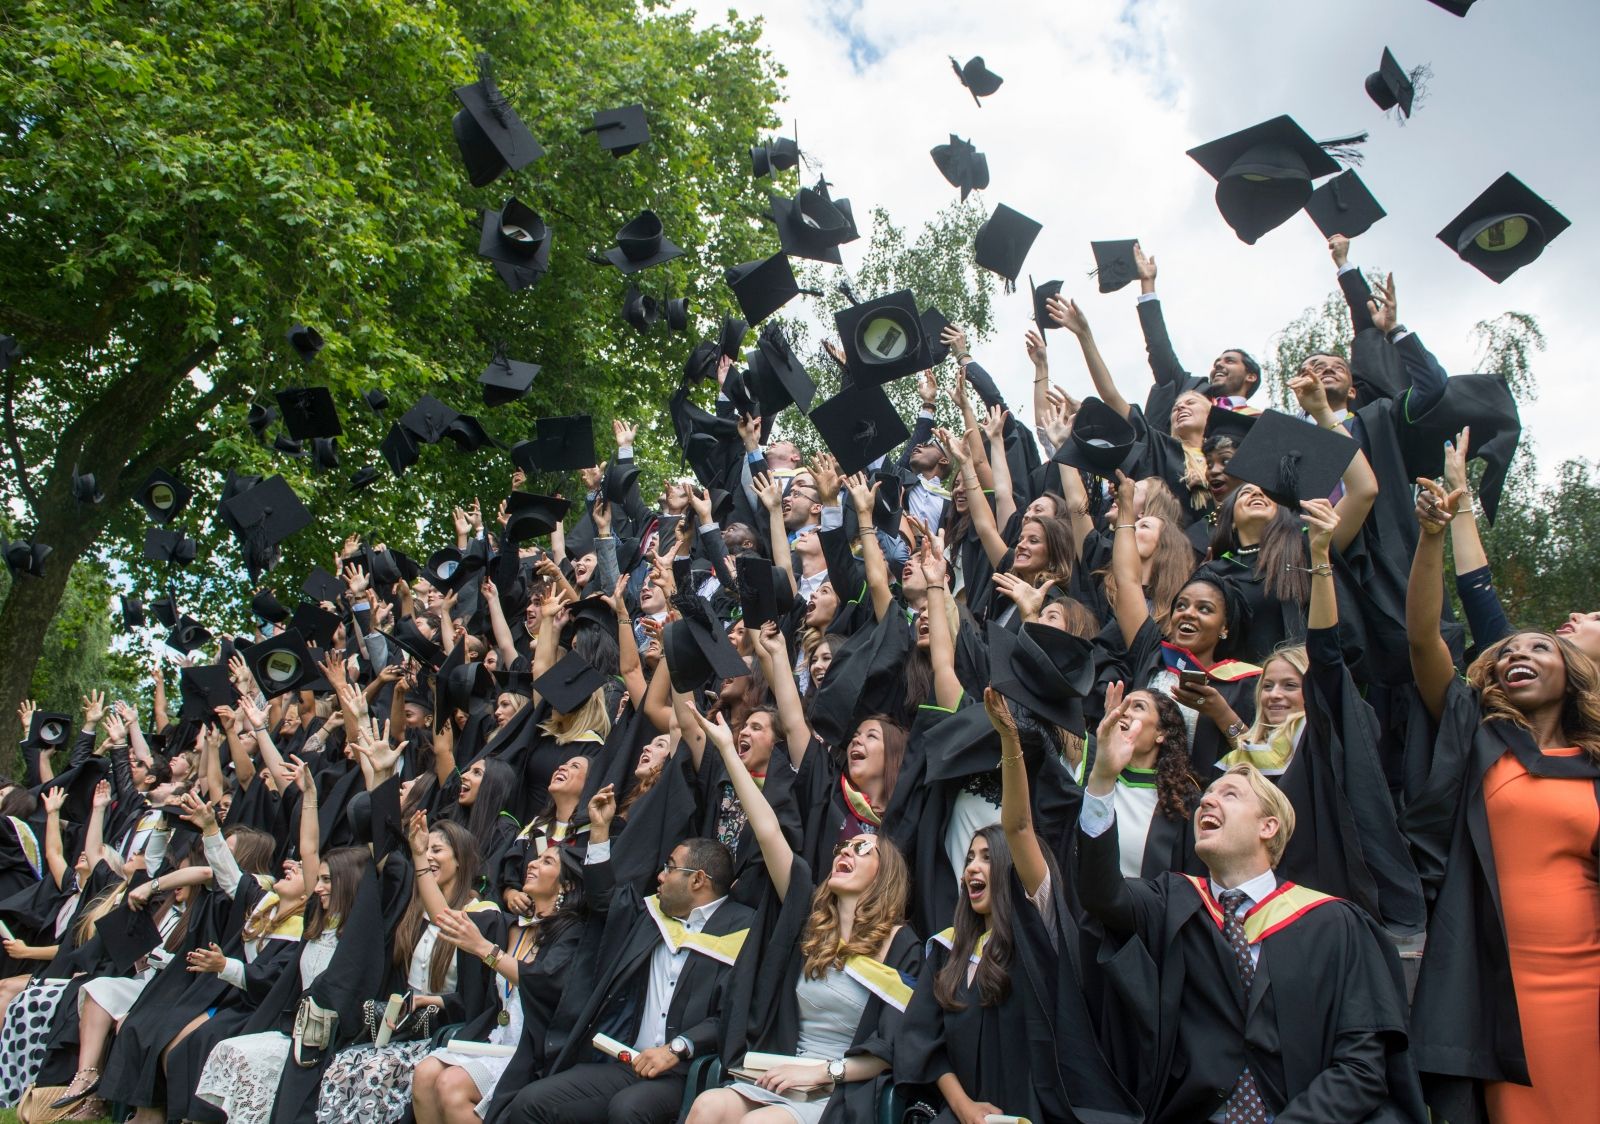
[1404, 477, 1600, 1123]
[497, 755, 591, 912]
[1079, 682, 1199, 877]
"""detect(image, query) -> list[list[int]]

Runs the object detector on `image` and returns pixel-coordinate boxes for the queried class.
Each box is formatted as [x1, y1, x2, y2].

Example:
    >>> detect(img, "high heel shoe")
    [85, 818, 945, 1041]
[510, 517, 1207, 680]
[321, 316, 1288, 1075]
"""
[47, 1066, 100, 1110]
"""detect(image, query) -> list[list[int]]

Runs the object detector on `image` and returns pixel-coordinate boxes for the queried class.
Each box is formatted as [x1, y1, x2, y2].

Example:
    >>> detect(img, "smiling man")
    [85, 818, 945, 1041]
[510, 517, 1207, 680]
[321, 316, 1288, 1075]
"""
[1075, 720, 1426, 1124]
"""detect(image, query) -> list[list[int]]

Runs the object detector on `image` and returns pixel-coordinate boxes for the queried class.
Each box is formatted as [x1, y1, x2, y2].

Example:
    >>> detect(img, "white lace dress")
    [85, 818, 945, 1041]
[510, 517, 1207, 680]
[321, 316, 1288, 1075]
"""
[194, 929, 339, 1124]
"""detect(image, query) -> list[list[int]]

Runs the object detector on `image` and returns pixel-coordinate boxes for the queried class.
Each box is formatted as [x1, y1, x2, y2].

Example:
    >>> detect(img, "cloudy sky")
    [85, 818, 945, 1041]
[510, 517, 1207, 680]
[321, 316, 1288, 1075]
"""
[679, 0, 1595, 477]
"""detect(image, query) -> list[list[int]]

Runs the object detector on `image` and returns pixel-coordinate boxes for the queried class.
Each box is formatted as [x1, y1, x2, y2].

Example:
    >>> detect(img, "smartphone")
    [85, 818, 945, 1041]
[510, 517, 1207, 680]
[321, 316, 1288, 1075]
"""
[1177, 669, 1209, 690]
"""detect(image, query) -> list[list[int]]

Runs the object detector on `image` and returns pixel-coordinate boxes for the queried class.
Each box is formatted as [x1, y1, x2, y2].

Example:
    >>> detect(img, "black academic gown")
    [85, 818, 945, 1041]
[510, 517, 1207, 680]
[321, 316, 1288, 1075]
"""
[1075, 819, 1426, 1123]
[1399, 679, 1600, 1124]
[717, 856, 922, 1123]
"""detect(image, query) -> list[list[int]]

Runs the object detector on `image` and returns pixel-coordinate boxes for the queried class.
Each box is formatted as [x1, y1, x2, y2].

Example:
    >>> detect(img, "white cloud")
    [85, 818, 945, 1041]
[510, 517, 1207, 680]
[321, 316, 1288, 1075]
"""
[677, 0, 1597, 475]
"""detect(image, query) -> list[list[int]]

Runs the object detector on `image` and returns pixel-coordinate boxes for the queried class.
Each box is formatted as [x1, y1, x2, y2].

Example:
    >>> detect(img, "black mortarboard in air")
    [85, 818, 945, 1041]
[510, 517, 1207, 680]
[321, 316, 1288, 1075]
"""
[988, 622, 1094, 735]
[241, 629, 321, 700]
[252, 588, 292, 623]
[974, 203, 1041, 284]
[663, 594, 749, 693]
[666, 297, 690, 332]
[871, 471, 904, 536]
[835, 289, 929, 384]
[1030, 277, 1064, 331]
[452, 55, 545, 188]
[1436, 172, 1570, 284]
[143, 527, 198, 566]
[442, 413, 497, 453]
[363, 388, 389, 413]
[750, 136, 800, 178]
[769, 187, 858, 265]
[387, 617, 446, 670]
[1396, 373, 1521, 524]
[919, 308, 954, 367]
[1050, 397, 1140, 478]
[149, 595, 179, 629]
[349, 465, 380, 493]
[423, 548, 486, 595]
[532, 651, 610, 714]
[529, 414, 596, 471]
[274, 434, 304, 458]
[479, 349, 539, 407]
[1305, 170, 1386, 239]
[165, 614, 212, 654]
[745, 322, 815, 414]
[367, 546, 418, 588]
[1366, 48, 1416, 118]
[179, 664, 239, 721]
[1424, 0, 1476, 14]
[400, 395, 459, 445]
[275, 386, 342, 440]
[246, 403, 278, 441]
[587, 104, 648, 156]
[622, 286, 659, 332]
[310, 437, 339, 474]
[718, 316, 748, 361]
[1224, 407, 1357, 506]
[301, 565, 344, 604]
[684, 339, 721, 385]
[223, 475, 313, 551]
[214, 471, 264, 539]
[71, 465, 102, 505]
[930, 135, 989, 200]
[120, 595, 145, 631]
[285, 323, 324, 363]
[478, 198, 553, 292]
[290, 601, 341, 649]
[135, 468, 192, 525]
[25, 710, 72, 748]
[1, 537, 49, 579]
[735, 555, 781, 629]
[97, 898, 164, 974]
[1187, 115, 1343, 245]
[380, 424, 419, 476]
[603, 459, 641, 506]
[809, 382, 911, 474]
[950, 56, 1003, 106]
[601, 211, 683, 274]
[1090, 240, 1140, 294]
[503, 492, 570, 542]
[725, 254, 803, 324]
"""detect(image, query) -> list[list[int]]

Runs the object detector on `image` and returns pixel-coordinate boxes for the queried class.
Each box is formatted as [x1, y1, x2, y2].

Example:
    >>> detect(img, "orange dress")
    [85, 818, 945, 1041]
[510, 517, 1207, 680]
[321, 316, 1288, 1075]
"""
[1482, 748, 1600, 1123]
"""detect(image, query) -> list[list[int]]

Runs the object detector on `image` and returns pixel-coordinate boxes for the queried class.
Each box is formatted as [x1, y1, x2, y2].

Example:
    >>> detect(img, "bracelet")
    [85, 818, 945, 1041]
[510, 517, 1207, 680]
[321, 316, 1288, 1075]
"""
[954, 352, 971, 362]
[999, 752, 1024, 765]
[1286, 562, 1334, 577]
[1115, 523, 1137, 531]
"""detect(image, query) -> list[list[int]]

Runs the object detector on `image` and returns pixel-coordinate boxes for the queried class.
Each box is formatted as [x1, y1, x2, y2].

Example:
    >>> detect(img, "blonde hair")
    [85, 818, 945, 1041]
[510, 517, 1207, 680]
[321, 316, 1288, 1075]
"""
[1243, 646, 1310, 744]
[540, 688, 612, 744]
[1219, 763, 1296, 867]
[799, 836, 909, 980]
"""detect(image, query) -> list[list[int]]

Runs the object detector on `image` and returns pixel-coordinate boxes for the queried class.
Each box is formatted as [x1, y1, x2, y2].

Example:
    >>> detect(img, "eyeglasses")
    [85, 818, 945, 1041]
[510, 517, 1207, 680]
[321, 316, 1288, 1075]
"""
[660, 861, 704, 878]
[832, 839, 878, 859]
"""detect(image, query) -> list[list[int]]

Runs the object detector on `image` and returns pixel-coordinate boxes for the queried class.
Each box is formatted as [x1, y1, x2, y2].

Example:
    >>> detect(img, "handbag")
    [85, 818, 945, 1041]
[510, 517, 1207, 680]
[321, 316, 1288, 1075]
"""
[291, 995, 339, 1068]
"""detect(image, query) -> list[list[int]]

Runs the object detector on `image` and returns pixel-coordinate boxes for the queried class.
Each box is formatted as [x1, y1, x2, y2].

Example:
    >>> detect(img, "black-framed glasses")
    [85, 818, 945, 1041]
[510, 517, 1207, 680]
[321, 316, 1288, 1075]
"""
[660, 861, 704, 877]
[832, 839, 878, 858]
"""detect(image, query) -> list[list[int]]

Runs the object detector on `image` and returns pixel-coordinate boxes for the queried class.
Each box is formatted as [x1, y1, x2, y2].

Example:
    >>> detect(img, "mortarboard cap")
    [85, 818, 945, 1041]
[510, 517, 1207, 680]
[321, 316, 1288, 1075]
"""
[120, 595, 145, 631]
[480, 350, 539, 406]
[745, 322, 815, 414]
[1204, 404, 1258, 446]
[71, 465, 102, 505]
[310, 437, 339, 474]
[950, 55, 1003, 106]
[769, 187, 858, 265]
[1090, 240, 1140, 294]
[493, 667, 535, 699]
[165, 614, 212, 654]
[735, 555, 781, 630]
[663, 594, 749, 693]
[1305, 170, 1386, 240]
[285, 324, 324, 364]
[442, 413, 497, 453]
[1, 538, 49, 579]
[273, 434, 304, 458]
[348, 465, 381, 492]
[215, 471, 263, 538]
[930, 135, 989, 200]
[750, 136, 800, 178]
[381, 424, 420, 476]
[725, 254, 803, 325]
[920, 308, 954, 366]
[834, 289, 929, 384]
[149, 595, 180, 629]
[143, 527, 198, 566]
[134, 468, 192, 525]
[246, 402, 278, 441]
[1223, 408, 1357, 506]
[588, 103, 649, 156]
[603, 460, 641, 506]
[301, 565, 344, 605]
[666, 297, 690, 332]
[241, 630, 320, 698]
[988, 622, 1094, 735]
[503, 491, 570, 542]
[601, 211, 683, 274]
[1366, 48, 1416, 118]
[478, 198, 553, 292]
[252, 588, 292, 623]
[872, 471, 904, 537]
[719, 315, 749, 362]
[1436, 172, 1570, 284]
[400, 395, 460, 445]
[1424, 0, 1476, 14]
[531, 651, 610, 715]
[1050, 397, 1140, 478]
[622, 286, 659, 332]
[452, 56, 545, 188]
[1187, 115, 1342, 245]
[387, 616, 446, 670]
[974, 203, 1041, 283]
[362, 388, 389, 413]
[97, 899, 164, 974]
[809, 382, 911, 475]
[25, 710, 72, 748]
[222, 474, 313, 551]
[1030, 277, 1064, 331]
[532, 414, 597, 471]
[179, 664, 239, 721]
[290, 601, 341, 649]
[275, 386, 342, 440]
[684, 339, 721, 385]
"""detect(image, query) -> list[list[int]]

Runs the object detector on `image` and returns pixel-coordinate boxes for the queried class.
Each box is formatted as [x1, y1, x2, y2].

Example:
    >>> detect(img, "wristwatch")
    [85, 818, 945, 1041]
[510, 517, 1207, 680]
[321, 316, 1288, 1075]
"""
[826, 1058, 846, 1084]
[668, 1035, 692, 1061]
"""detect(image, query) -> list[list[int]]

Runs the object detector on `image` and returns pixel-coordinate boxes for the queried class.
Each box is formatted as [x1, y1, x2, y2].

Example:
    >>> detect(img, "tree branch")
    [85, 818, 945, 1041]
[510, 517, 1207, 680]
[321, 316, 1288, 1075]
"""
[3, 356, 38, 516]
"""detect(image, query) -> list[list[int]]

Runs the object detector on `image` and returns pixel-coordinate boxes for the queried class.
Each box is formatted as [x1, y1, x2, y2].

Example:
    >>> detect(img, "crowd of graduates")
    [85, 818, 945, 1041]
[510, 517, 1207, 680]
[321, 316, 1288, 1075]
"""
[0, 229, 1593, 1124]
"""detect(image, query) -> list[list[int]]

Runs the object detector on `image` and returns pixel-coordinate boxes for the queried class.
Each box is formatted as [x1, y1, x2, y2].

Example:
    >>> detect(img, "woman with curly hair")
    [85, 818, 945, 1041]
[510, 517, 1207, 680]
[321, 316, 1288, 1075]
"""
[686, 708, 921, 1124]
[1079, 682, 1199, 878]
[1405, 476, 1600, 1124]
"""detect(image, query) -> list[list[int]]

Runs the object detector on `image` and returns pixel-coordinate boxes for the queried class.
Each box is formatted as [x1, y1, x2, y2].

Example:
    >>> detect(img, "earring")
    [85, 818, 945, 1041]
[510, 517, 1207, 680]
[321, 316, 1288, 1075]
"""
[554, 888, 567, 912]
[1220, 630, 1229, 639]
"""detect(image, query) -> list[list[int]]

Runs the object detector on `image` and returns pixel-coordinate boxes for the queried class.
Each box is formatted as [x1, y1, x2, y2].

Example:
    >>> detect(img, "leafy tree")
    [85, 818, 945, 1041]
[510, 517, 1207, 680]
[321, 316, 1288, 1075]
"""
[0, 0, 784, 746]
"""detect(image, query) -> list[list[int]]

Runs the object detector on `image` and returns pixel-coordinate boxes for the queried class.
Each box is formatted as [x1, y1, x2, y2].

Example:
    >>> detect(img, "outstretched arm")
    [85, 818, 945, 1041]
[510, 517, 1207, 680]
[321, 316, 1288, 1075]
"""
[1052, 297, 1131, 419]
[942, 426, 1009, 567]
[1407, 478, 1463, 720]
[1109, 473, 1152, 649]
[692, 710, 794, 900]
[922, 537, 964, 711]
[753, 625, 811, 750]
[844, 475, 893, 622]
[988, 690, 1047, 895]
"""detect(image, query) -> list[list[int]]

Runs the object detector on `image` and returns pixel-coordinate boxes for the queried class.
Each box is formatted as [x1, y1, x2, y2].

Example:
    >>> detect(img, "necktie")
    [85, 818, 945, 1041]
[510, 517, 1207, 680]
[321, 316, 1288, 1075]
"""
[1219, 889, 1269, 1124]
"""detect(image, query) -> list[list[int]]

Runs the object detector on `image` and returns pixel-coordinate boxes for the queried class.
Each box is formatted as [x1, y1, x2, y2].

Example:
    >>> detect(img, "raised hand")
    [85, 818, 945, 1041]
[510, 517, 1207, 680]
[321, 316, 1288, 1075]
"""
[916, 370, 939, 408]
[939, 323, 968, 357]
[843, 473, 879, 520]
[612, 418, 638, 448]
[1300, 498, 1340, 559]
[689, 707, 736, 757]
[406, 809, 430, 858]
[933, 426, 966, 468]
[1368, 272, 1398, 335]
[342, 564, 370, 595]
[178, 790, 218, 833]
[808, 453, 841, 506]
[592, 497, 612, 536]
[918, 531, 949, 588]
[91, 779, 112, 810]
[736, 412, 762, 453]
[982, 687, 1017, 739]
[1046, 295, 1090, 337]
[16, 699, 35, 733]
[1328, 235, 1350, 270]
[1024, 328, 1048, 372]
[687, 485, 713, 523]
[1414, 476, 1462, 536]
[1134, 241, 1157, 287]
[1288, 369, 1333, 423]
[751, 471, 783, 514]
[991, 571, 1054, 621]
[1443, 426, 1471, 494]
[587, 783, 617, 834]
[82, 689, 106, 727]
[981, 404, 1009, 442]
[186, 942, 227, 974]
[42, 787, 66, 816]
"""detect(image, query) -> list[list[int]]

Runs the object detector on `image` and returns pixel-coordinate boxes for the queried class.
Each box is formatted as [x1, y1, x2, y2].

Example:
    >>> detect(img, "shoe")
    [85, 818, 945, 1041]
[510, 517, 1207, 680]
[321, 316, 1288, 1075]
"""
[46, 1067, 99, 1110]
[67, 1095, 107, 1121]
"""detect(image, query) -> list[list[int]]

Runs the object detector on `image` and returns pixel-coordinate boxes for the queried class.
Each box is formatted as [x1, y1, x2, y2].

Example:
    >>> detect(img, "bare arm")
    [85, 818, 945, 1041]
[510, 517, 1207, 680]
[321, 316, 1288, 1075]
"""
[988, 690, 1048, 895]
[942, 426, 1009, 567]
[753, 625, 812, 750]
[1052, 298, 1131, 419]
[289, 757, 321, 894]
[671, 688, 708, 771]
[215, 709, 257, 790]
[692, 710, 793, 901]
[1110, 473, 1151, 649]
[482, 578, 519, 670]
[845, 475, 893, 622]
[1291, 371, 1376, 553]
[406, 811, 451, 920]
[604, 577, 648, 708]
[41, 793, 68, 886]
[1408, 480, 1461, 720]
[84, 781, 110, 871]
[432, 721, 456, 787]
[920, 536, 964, 711]
[752, 473, 794, 593]
[1304, 500, 1340, 631]
[982, 405, 1018, 529]
[640, 651, 674, 734]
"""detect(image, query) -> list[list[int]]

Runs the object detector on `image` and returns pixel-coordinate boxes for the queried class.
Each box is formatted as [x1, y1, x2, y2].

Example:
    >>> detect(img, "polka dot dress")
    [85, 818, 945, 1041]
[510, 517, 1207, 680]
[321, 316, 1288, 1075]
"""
[0, 978, 70, 1106]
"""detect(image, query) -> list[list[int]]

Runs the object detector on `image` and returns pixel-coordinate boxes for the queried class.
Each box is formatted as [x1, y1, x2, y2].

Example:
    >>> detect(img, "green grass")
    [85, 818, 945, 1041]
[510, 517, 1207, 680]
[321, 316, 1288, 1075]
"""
[0, 1111, 113, 1123]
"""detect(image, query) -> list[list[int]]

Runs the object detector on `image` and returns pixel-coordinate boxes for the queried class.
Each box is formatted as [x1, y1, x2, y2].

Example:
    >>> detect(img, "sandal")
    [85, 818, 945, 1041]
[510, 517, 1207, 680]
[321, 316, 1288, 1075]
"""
[66, 1095, 107, 1121]
[47, 1067, 100, 1111]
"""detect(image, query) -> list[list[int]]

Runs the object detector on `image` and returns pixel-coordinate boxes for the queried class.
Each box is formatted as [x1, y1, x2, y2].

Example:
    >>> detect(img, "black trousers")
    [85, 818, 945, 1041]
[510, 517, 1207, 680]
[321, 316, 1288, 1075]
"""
[499, 1061, 686, 1124]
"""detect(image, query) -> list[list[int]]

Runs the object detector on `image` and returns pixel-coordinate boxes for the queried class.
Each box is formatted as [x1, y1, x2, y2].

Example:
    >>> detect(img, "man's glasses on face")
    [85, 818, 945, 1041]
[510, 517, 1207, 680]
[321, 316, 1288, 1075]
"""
[660, 861, 704, 877]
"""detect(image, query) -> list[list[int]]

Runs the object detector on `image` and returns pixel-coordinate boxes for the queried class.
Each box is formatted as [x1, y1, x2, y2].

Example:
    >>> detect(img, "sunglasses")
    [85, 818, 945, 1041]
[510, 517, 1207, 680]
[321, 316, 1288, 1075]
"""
[832, 839, 878, 859]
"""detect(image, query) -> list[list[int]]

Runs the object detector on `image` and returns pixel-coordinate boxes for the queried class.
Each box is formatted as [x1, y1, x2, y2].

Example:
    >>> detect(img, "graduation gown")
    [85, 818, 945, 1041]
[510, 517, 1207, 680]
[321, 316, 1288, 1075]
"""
[717, 856, 922, 1123]
[1075, 820, 1426, 1123]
